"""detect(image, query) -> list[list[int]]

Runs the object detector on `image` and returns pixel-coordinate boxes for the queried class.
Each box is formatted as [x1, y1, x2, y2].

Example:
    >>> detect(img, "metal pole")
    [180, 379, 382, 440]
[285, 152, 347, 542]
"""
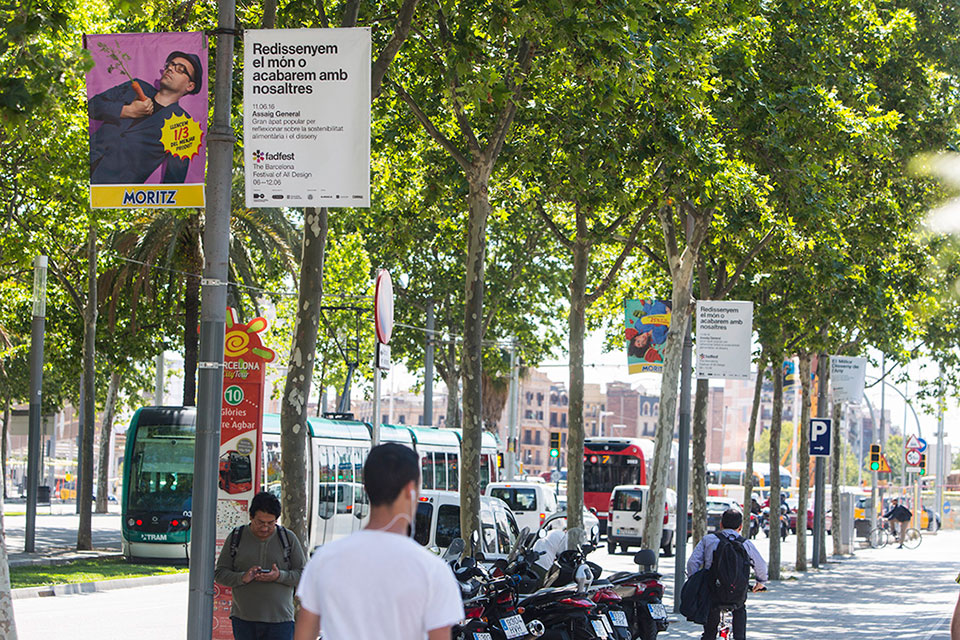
[155, 353, 165, 405]
[506, 341, 518, 481]
[673, 315, 693, 612]
[936, 383, 945, 523]
[186, 4, 234, 637]
[813, 353, 827, 569]
[372, 356, 382, 446]
[879, 353, 886, 508]
[423, 301, 435, 425]
[25, 255, 47, 553]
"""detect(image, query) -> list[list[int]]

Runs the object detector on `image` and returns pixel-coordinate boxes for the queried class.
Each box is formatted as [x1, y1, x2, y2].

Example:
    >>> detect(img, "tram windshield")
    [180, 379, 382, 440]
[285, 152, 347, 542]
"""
[128, 423, 195, 512]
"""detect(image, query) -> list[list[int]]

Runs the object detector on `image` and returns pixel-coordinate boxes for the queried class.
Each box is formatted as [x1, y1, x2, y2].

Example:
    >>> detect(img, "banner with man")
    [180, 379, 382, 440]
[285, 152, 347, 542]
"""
[625, 299, 671, 374]
[84, 32, 207, 208]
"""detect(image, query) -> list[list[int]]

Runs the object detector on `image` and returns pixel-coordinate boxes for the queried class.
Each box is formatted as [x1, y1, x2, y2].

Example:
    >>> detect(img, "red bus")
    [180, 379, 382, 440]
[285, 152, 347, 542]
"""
[584, 437, 677, 534]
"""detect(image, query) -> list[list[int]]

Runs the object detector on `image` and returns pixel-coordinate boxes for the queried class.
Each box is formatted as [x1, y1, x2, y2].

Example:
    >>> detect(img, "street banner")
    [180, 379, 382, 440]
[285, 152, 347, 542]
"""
[85, 32, 207, 208]
[782, 359, 798, 388]
[695, 301, 753, 379]
[829, 355, 867, 404]
[212, 308, 276, 639]
[244, 28, 371, 208]
[625, 299, 670, 374]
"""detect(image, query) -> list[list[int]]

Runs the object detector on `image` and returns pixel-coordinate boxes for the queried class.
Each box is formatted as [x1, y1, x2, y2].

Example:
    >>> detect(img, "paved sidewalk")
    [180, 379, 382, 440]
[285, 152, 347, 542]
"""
[3, 503, 123, 567]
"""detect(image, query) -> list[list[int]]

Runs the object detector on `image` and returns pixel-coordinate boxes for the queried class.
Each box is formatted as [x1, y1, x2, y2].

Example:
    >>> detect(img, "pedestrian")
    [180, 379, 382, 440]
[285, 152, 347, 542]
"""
[214, 491, 306, 640]
[293, 443, 463, 640]
[882, 497, 912, 548]
[686, 509, 768, 640]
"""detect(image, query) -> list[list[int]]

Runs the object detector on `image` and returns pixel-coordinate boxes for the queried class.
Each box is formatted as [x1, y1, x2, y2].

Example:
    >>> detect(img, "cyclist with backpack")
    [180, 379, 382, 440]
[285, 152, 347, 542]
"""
[214, 491, 307, 640]
[685, 509, 767, 640]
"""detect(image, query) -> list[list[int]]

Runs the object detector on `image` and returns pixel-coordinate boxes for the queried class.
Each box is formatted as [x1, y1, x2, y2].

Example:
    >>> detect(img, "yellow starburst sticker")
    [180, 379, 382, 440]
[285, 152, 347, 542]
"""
[160, 112, 204, 160]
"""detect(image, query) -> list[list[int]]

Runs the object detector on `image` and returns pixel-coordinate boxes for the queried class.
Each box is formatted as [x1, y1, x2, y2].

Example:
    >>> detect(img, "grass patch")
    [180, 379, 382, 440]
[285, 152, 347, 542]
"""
[11, 557, 188, 589]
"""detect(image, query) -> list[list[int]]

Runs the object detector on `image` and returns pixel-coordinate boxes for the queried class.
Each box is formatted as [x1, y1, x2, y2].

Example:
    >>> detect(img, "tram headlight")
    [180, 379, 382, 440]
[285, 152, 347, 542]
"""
[127, 518, 135, 526]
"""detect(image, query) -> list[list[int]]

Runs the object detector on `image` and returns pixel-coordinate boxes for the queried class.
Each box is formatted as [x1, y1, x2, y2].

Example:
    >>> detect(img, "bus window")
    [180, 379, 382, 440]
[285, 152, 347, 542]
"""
[480, 455, 490, 492]
[706, 470, 720, 484]
[720, 470, 742, 485]
[352, 448, 367, 519]
[449, 453, 459, 492]
[421, 454, 435, 490]
[317, 447, 335, 520]
[337, 447, 353, 514]
[584, 456, 639, 492]
[263, 441, 281, 497]
[435, 453, 448, 490]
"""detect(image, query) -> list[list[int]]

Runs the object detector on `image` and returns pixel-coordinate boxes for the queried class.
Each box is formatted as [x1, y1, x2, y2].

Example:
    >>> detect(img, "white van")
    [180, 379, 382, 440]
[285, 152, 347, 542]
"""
[484, 481, 559, 533]
[606, 485, 677, 557]
[414, 490, 520, 560]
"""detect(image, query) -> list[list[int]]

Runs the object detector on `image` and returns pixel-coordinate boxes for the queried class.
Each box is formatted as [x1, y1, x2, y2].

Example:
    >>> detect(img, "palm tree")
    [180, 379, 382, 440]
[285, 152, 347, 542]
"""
[100, 204, 297, 405]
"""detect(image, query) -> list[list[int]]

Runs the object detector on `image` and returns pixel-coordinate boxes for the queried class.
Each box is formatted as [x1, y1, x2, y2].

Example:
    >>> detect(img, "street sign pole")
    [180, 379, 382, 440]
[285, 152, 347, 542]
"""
[812, 354, 828, 568]
[187, 2, 234, 636]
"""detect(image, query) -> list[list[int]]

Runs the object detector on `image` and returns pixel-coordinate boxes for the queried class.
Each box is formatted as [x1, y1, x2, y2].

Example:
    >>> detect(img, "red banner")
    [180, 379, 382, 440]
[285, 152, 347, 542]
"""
[212, 308, 276, 639]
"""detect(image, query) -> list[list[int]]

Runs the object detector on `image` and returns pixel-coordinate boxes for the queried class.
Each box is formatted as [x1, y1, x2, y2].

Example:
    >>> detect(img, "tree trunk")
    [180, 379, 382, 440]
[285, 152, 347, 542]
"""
[78, 226, 97, 551]
[96, 370, 121, 514]
[442, 369, 460, 428]
[767, 345, 784, 580]
[0, 488, 17, 639]
[691, 378, 709, 546]
[831, 399, 842, 555]
[460, 175, 490, 555]
[743, 350, 766, 512]
[796, 351, 812, 571]
[262, 0, 277, 28]
[1, 394, 8, 500]
[182, 214, 202, 407]
[565, 239, 589, 538]
[641, 281, 694, 559]
[280, 207, 327, 545]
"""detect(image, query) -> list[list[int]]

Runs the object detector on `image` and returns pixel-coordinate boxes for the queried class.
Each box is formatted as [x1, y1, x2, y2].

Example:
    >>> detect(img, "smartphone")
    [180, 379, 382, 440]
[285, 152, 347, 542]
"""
[257, 568, 271, 574]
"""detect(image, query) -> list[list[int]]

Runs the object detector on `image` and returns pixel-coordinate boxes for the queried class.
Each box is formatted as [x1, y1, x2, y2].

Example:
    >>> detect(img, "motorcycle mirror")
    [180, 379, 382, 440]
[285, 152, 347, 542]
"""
[462, 556, 476, 569]
[537, 528, 547, 539]
[443, 538, 465, 562]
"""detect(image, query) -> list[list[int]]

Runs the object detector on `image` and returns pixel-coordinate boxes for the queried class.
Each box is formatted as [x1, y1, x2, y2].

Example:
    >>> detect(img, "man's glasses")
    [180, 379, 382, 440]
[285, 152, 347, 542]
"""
[163, 61, 194, 82]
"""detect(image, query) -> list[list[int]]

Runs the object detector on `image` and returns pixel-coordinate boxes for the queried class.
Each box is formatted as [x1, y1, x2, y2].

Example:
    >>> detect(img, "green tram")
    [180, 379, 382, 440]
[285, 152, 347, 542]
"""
[121, 406, 500, 561]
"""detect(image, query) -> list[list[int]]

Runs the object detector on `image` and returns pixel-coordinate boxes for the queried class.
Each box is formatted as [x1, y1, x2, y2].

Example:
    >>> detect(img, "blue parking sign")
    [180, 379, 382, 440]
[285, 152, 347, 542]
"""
[809, 418, 832, 457]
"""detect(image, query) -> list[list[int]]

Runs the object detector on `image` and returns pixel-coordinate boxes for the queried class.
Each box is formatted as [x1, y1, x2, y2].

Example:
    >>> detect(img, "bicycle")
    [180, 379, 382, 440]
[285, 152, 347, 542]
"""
[893, 523, 922, 549]
[716, 584, 765, 639]
[867, 520, 893, 549]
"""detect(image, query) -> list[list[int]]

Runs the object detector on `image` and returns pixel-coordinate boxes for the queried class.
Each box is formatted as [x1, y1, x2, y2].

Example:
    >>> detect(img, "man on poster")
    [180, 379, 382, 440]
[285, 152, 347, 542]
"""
[88, 50, 203, 184]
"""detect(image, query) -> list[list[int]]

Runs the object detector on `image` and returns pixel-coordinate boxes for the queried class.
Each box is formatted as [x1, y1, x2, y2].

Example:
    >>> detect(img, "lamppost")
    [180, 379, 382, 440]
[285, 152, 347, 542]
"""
[25, 255, 47, 553]
[598, 410, 613, 437]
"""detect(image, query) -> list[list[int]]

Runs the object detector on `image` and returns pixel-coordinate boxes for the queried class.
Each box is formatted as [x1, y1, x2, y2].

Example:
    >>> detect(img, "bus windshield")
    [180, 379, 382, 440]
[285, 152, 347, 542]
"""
[584, 456, 641, 492]
[128, 423, 195, 512]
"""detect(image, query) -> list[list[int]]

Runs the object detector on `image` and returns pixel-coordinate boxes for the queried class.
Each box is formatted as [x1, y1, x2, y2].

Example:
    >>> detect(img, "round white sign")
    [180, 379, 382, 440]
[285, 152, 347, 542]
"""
[906, 449, 921, 466]
[374, 269, 394, 344]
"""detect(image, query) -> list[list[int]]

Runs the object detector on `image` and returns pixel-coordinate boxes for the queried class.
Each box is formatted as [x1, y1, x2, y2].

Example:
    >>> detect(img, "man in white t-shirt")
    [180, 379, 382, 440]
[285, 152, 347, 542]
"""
[294, 443, 464, 640]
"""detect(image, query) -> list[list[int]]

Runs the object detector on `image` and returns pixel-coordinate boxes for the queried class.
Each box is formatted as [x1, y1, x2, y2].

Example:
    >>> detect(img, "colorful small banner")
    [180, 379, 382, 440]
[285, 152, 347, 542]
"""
[212, 308, 276, 639]
[625, 299, 671, 374]
[85, 32, 207, 208]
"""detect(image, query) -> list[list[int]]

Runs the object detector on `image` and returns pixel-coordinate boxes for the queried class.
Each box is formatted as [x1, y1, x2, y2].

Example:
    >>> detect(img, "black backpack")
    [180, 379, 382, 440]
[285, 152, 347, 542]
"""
[709, 533, 750, 606]
[230, 524, 292, 569]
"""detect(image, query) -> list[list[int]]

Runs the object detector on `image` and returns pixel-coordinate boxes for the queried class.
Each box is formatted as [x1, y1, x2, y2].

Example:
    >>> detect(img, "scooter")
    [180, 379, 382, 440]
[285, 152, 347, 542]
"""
[605, 549, 668, 640]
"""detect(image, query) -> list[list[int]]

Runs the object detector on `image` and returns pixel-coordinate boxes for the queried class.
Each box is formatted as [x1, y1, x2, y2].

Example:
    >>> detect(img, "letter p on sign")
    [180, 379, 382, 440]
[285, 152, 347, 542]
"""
[809, 418, 832, 457]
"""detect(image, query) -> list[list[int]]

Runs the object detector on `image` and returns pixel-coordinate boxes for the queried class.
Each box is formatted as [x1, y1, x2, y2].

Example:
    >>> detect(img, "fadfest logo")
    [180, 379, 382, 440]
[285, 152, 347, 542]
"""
[251, 150, 295, 163]
[223, 307, 276, 380]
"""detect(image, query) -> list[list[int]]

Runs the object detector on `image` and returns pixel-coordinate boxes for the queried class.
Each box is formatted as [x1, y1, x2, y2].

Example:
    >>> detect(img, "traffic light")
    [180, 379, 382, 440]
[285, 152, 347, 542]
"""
[869, 444, 881, 471]
[549, 432, 560, 458]
[919, 453, 927, 476]
[497, 452, 504, 469]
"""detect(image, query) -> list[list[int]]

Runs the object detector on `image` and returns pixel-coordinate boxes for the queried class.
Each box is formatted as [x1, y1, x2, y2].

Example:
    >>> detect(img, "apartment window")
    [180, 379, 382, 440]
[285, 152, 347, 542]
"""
[537, 393, 544, 406]
[523, 429, 532, 445]
[560, 414, 567, 429]
[536, 411, 544, 420]
[535, 431, 542, 445]
[525, 409, 534, 419]
[550, 413, 558, 427]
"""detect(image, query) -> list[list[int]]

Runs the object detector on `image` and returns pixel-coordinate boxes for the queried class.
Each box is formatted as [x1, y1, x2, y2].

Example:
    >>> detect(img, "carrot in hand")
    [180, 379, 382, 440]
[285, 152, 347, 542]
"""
[131, 80, 147, 102]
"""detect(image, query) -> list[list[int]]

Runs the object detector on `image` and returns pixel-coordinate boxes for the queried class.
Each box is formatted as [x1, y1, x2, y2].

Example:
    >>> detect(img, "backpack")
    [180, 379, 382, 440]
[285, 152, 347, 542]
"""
[230, 524, 292, 569]
[709, 533, 751, 606]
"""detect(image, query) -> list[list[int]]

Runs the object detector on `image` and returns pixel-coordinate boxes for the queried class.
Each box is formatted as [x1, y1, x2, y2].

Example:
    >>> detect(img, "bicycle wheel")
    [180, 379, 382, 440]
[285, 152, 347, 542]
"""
[868, 527, 888, 549]
[901, 527, 922, 549]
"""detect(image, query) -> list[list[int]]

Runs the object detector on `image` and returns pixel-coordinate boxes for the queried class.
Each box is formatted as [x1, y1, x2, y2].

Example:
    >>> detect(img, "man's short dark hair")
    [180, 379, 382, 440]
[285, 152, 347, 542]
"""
[721, 508, 743, 530]
[364, 443, 420, 506]
[250, 491, 281, 518]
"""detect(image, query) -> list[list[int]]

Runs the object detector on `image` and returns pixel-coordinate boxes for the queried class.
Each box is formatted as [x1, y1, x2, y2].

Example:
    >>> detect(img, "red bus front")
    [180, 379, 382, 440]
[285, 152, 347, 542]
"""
[583, 439, 648, 534]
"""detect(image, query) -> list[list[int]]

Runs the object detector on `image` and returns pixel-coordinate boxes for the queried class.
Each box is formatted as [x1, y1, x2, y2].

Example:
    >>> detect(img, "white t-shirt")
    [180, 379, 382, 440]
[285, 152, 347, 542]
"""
[297, 529, 464, 639]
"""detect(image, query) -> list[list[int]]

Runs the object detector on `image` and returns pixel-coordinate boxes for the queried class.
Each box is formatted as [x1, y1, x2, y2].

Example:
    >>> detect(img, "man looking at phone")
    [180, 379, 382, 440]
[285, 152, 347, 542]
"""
[215, 491, 306, 640]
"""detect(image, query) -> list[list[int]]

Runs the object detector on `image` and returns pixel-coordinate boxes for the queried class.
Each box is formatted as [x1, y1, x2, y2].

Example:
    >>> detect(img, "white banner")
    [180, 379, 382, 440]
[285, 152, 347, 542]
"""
[829, 355, 867, 404]
[695, 301, 753, 379]
[244, 28, 370, 208]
